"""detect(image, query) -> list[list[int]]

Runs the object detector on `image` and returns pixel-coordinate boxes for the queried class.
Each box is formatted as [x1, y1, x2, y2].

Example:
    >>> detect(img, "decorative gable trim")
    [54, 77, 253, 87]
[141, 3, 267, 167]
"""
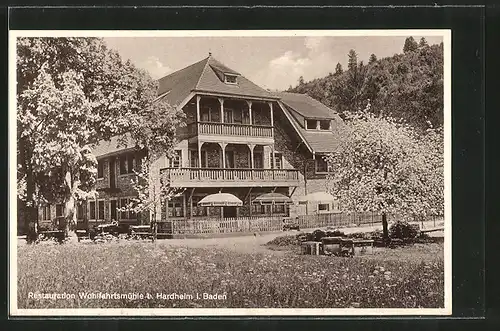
[276, 101, 313, 154]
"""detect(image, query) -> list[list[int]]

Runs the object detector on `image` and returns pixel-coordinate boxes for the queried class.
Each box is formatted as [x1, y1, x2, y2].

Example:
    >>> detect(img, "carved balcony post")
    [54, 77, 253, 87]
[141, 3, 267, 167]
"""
[218, 98, 224, 124]
[246, 100, 253, 126]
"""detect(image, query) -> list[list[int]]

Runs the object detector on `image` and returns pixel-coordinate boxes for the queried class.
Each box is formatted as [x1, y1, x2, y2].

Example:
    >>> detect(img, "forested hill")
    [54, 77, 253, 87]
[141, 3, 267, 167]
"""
[287, 37, 444, 131]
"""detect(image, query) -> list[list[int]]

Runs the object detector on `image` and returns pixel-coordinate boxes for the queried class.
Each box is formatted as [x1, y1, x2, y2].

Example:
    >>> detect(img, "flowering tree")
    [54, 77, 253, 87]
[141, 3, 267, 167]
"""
[118, 160, 184, 229]
[325, 103, 444, 241]
[16, 37, 182, 241]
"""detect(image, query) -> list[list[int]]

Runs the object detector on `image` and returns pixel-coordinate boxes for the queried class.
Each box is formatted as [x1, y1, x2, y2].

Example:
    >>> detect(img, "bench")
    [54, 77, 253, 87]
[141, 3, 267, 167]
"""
[352, 239, 375, 255]
[300, 241, 322, 255]
[130, 225, 156, 242]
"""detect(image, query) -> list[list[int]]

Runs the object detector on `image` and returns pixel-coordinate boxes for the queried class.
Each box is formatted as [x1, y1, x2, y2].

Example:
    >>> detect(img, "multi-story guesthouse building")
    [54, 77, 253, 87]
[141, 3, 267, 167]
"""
[37, 54, 343, 232]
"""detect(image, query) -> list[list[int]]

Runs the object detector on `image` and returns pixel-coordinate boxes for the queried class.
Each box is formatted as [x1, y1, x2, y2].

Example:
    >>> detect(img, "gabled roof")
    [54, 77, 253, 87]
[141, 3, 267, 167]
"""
[93, 134, 137, 158]
[276, 92, 344, 154]
[277, 92, 337, 120]
[157, 54, 278, 104]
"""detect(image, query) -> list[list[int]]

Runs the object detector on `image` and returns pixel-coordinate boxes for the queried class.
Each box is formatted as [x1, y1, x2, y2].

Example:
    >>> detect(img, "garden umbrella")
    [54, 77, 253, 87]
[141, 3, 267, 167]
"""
[197, 193, 243, 207]
[252, 192, 294, 205]
[297, 192, 336, 205]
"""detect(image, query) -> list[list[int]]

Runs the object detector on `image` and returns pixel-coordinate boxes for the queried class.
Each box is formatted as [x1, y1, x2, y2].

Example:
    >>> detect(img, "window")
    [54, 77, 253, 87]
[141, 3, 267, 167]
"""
[273, 204, 286, 214]
[271, 152, 283, 169]
[191, 196, 207, 217]
[251, 203, 266, 215]
[97, 160, 104, 178]
[110, 200, 118, 221]
[306, 119, 318, 130]
[224, 74, 237, 84]
[201, 150, 207, 168]
[242, 109, 250, 124]
[190, 150, 198, 168]
[168, 197, 184, 217]
[89, 201, 96, 219]
[223, 109, 233, 123]
[225, 150, 235, 168]
[318, 203, 330, 211]
[254, 152, 263, 169]
[127, 154, 134, 173]
[119, 153, 135, 174]
[201, 107, 212, 122]
[319, 120, 331, 130]
[98, 201, 105, 220]
[315, 157, 329, 173]
[171, 150, 182, 168]
[120, 198, 128, 219]
[56, 204, 64, 217]
[77, 204, 84, 219]
[43, 205, 51, 220]
[119, 155, 127, 174]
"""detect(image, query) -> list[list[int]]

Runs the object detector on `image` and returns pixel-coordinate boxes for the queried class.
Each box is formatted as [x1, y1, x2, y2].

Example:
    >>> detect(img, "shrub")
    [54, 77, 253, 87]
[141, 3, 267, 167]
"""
[266, 235, 298, 247]
[389, 221, 419, 240]
[312, 229, 326, 242]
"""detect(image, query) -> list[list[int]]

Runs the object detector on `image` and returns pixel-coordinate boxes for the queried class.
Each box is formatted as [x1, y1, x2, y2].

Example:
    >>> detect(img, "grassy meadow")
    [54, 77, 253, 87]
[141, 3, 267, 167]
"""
[17, 237, 444, 309]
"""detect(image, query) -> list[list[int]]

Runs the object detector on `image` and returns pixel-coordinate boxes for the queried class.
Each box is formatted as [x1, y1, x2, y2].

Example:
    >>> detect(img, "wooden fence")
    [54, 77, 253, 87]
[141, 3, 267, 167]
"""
[157, 213, 444, 236]
[158, 216, 285, 236]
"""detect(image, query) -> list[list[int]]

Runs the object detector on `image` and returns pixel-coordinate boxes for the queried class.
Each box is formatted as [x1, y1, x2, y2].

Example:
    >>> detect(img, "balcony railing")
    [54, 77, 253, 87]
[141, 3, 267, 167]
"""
[188, 122, 273, 138]
[161, 167, 299, 187]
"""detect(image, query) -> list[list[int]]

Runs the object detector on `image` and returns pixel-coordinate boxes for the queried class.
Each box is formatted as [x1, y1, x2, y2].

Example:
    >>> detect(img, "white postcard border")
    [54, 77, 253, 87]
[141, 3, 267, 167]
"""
[9, 29, 452, 317]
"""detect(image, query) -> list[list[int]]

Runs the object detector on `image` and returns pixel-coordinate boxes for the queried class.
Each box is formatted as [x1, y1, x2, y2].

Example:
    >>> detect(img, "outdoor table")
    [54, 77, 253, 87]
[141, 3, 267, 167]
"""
[352, 239, 375, 255]
[321, 237, 343, 255]
[130, 225, 152, 236]
[341, 238, 355, 256]
[301, 241, 321, 255]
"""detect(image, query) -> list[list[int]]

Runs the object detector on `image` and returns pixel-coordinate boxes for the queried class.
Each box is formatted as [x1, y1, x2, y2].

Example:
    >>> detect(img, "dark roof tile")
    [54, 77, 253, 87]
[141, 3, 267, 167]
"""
[277, 91, 337, 119]
[277, 92, 344, 154]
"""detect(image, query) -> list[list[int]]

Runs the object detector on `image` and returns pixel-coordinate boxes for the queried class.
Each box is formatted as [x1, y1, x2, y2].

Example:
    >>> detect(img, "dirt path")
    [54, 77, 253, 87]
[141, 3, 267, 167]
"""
[153, 220, 444, 254]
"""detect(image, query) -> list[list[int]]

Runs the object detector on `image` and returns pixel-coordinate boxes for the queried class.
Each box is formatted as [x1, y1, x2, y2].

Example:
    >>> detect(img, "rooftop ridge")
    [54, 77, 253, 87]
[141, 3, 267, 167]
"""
[156, 57, 205, 83]
[194, 55, 212, 90]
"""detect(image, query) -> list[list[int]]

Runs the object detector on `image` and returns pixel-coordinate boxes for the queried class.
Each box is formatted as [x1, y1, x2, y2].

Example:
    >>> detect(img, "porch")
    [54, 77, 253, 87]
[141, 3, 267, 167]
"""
[162, 167, 300, 187]
[163, 141, 300, 187]
[184, 95, 275, 142]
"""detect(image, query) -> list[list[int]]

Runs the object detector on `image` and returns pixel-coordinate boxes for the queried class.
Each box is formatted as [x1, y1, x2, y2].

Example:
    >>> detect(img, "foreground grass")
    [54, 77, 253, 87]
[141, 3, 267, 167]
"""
[18, 241, 444, 309]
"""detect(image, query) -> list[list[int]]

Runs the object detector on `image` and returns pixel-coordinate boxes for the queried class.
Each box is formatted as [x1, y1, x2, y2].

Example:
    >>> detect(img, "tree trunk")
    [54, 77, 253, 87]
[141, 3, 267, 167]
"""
[24, 166, 38, 243]
[382, 212, 389, 244]
[63, 167, 78, 243]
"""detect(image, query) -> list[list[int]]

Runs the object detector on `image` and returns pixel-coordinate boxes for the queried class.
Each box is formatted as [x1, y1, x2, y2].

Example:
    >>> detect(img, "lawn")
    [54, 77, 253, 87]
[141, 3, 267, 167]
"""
[17, 239, 444, 309]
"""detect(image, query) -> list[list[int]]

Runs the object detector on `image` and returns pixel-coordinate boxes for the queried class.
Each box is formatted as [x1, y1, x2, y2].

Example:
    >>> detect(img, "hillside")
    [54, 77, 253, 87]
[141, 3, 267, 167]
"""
[287, 37, 444, 131]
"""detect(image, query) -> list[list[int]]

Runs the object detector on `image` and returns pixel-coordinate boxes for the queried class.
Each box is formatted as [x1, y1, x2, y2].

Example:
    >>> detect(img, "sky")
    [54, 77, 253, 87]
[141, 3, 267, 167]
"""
[104, 35, 443, 91]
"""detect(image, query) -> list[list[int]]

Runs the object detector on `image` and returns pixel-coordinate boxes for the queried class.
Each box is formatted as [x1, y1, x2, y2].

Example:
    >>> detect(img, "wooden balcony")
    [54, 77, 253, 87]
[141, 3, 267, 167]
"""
[161, 167, 300, 188]
[188, 122, 273, 141]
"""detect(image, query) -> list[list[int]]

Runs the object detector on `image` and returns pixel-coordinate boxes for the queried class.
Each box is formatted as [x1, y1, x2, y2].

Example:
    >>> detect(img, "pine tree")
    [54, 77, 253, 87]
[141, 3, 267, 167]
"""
[335, 62, 343, 75]
[418, 37, 429, 48]
[403, 36, 418, 53]
[298, 76, 305, 86]
[347, 49, 358, 71]
[369, 53, 378, 64]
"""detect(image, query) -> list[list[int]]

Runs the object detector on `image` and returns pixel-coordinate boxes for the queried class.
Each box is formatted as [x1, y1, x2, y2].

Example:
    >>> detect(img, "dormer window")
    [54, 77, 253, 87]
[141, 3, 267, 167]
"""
[305, 119, 332, 131]
[224, 74, 237, 84]
[306, 119, 317, 130]
[319, 120, 331, 130]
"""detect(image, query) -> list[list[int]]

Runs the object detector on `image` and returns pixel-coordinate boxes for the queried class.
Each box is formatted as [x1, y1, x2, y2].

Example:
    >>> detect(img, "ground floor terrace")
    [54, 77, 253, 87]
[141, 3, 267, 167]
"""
[161, 187, 292, 221]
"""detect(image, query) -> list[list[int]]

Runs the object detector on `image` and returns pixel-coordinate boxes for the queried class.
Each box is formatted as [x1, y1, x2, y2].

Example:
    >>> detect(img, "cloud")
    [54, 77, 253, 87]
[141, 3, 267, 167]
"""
[252, 38, 338, 91]
[139, 56, 172, 79]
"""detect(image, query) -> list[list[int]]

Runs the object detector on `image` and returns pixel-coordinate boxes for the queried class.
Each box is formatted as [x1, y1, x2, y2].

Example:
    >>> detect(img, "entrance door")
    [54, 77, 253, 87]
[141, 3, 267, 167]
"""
[110, 200, 117, 221]
[109, 158, 116, 188]
[254, 152, 263, 169]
